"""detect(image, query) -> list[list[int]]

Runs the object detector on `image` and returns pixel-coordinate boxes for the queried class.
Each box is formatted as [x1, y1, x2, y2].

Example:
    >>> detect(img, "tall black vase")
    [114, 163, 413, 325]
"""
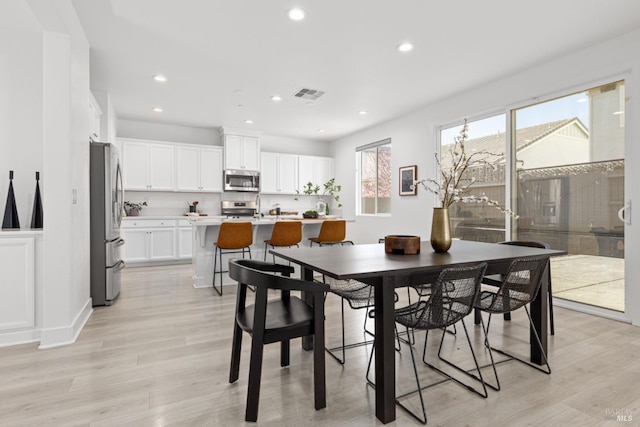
[2, 170, 20, 230]
[31, 171, 43, 229]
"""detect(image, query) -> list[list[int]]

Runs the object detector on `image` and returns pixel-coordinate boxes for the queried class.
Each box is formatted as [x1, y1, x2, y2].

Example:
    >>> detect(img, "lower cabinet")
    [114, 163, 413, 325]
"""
[123, 219, 191, 264]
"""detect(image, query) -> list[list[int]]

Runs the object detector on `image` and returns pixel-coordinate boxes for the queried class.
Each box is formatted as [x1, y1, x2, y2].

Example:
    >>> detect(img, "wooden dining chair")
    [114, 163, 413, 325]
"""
[228, 259, 329, 422]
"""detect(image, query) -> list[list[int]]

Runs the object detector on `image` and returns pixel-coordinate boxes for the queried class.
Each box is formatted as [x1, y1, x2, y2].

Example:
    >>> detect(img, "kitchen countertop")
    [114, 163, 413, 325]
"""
[122, 215, 225, 220]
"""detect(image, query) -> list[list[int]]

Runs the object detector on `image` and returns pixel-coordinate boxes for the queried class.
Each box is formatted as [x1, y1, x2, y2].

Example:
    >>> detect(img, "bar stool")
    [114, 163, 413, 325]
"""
[308, 220, 354, 247]
[263, 221, 302, 262]
[213, 221, 253, 296]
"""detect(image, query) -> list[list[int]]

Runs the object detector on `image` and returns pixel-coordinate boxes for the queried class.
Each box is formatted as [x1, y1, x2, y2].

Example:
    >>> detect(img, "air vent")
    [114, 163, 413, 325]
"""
[292, 88, 325, 101]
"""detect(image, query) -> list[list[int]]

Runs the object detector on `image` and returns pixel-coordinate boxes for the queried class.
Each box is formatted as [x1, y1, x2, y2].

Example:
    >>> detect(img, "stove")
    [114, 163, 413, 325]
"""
[221, 200, 257, 218]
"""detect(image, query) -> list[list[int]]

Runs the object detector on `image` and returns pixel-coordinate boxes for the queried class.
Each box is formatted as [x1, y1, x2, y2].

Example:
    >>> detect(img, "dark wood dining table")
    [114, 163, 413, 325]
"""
[270, 239, 566, 424]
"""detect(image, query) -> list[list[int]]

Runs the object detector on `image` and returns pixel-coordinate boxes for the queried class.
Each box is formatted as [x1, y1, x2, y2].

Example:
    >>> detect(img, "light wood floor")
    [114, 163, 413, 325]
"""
[2, 264, 639, 426]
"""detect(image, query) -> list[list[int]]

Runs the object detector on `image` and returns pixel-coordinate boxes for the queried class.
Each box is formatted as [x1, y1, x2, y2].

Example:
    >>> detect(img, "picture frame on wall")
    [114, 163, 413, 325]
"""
[399, 165, 417, 196]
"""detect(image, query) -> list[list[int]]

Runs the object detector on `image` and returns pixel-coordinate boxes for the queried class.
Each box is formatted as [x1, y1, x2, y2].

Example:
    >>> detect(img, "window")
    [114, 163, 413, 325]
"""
[357, 139, 391, 214]
[440, 114, 507, 242]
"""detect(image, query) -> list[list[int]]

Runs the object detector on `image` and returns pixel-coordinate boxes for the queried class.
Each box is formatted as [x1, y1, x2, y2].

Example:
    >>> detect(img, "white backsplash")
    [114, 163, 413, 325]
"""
[122, 191, 340, 217]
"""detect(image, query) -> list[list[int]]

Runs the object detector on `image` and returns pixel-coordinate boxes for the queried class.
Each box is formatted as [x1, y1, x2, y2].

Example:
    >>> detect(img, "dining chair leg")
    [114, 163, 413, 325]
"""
[229, 322, 243, 383]
[280, 340, 290, 367]
[548, 270, 555, 335]
[395, 326, 427, 424]
[486, 307, 551, 375]
[246, 335, 265, 422]
[213, 247, 223, 296]
[432, 318, 488, 398]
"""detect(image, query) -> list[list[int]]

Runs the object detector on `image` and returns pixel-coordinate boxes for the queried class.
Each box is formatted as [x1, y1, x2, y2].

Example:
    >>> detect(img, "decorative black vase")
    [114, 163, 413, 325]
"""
[2, 170, 20, 230]
[31, 171, 43, 229]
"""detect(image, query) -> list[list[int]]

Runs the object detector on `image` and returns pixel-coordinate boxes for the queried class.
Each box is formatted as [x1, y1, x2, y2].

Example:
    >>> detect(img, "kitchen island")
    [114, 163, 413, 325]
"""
[188, 217, 352, 288]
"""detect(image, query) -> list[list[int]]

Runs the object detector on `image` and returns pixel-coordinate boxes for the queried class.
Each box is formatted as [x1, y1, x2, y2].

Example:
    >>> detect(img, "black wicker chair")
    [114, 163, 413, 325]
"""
[475, 255, 552, 391]
[366, 263, 488, 424]
[228, 259, 329, 422]
[476, 240, 555, 335]
[323, 277, 401, 364]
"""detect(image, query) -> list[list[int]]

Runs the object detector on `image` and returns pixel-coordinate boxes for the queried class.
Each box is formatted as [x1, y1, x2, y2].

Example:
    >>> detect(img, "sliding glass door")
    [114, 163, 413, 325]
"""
[440, 79, 627, 314]
[513, 81, 626, 312]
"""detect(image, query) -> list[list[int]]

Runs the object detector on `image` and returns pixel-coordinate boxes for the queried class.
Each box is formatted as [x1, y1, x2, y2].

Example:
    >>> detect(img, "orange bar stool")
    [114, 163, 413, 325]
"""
[308, 220, 354, 247]
[264, 221, 302, 261]
[213, 221, 253, 296]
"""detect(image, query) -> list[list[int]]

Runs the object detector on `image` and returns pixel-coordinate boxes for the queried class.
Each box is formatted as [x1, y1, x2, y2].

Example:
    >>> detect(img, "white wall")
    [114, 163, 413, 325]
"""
[0, 26, 44, 227]
[330, 28, 640, 325]
[0, 0, 94, 347]
[118, 119, 220, 146]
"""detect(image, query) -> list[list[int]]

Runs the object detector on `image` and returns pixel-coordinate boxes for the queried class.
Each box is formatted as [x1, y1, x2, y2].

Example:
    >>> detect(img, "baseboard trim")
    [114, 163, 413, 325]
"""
[38, 298, 93, 349]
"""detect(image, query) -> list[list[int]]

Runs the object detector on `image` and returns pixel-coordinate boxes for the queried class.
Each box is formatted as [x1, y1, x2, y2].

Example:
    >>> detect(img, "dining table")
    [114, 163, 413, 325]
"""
[270, 239, 566, 424]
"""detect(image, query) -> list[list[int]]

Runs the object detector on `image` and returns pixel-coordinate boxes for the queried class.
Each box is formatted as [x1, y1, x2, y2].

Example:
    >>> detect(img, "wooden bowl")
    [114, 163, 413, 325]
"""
[384, 235, 421, 255]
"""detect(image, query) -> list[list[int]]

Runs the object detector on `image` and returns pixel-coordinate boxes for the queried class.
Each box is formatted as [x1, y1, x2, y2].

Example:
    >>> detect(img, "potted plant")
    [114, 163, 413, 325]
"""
[302, 210, 319, 219]
[295, 178, 343, 214]
[124, 201, 147, 216]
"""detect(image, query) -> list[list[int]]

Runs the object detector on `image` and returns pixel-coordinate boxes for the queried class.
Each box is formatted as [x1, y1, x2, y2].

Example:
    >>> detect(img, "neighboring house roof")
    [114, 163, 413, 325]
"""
[441, 117, 589, 165]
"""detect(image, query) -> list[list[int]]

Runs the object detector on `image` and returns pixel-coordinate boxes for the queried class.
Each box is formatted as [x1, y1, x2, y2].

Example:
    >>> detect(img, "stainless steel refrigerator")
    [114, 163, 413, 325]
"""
[90, 142, 125, 306]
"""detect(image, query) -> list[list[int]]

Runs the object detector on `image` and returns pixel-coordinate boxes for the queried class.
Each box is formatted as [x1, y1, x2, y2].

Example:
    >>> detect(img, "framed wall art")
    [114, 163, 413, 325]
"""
[399, 165, 417, 196]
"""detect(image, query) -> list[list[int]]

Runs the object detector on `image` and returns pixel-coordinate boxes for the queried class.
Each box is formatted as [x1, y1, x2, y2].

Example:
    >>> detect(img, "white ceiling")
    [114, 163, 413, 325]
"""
[72, 0, 640, 142]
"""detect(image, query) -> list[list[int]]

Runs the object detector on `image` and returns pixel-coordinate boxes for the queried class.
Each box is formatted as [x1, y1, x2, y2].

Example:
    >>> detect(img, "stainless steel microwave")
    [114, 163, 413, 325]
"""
[224, 169, 260, 192]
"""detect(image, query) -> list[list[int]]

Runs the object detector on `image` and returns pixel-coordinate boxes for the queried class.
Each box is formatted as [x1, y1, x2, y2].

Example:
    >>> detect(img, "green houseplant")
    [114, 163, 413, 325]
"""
[295, 178, 343, 214]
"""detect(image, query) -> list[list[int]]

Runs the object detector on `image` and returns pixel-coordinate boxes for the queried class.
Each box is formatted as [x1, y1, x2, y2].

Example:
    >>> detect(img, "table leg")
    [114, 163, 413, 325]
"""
[374, 276, 396, 423]
[301, 266, 315, 351]
[529, 259, 549, 364]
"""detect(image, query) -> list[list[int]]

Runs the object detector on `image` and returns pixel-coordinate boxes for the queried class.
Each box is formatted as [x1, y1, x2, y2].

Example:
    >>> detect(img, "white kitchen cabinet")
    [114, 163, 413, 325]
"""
[176, 145, 223, 192]
[177, 220, 193, 259]
[89, 93, 101, 142]
[261, 152, 298, 194]
[0, 237, 35, 332]
[122, 219, 177, 263]
[298, 155, 335, 189]
[224, 134, 260, 170]
[122, 139, 175, 191]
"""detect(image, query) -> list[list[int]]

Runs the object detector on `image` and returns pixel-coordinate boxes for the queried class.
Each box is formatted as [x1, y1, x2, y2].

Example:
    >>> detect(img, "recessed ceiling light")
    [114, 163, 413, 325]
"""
[358, 110, 368, 115]
[397, 42, 414, 53]
[287, 8, 305, 21]
[152, 107, 163, 113]
[271, 95, 282, 102]
[245, 119, 254, 124]
[317, 129, 326, 133]
[153, 75, 167, 83]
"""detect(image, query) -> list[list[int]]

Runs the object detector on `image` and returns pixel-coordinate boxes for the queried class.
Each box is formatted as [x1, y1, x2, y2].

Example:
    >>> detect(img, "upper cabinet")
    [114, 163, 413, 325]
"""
[122, 139, 175, 191]
[176, 145, 223, 192]
[261, 152, 298, 194]
[298, 155, 335, 189]
[224, 134, 260, 171]
[89, 93, 102, 142]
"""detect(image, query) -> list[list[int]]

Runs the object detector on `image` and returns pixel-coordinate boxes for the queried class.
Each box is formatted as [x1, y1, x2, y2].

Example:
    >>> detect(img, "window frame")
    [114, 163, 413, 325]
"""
[356, 138, 392, 216]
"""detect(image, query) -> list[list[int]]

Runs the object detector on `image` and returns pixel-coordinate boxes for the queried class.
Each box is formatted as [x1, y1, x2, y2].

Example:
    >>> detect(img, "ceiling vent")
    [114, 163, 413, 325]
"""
[292, 88, 325, 101]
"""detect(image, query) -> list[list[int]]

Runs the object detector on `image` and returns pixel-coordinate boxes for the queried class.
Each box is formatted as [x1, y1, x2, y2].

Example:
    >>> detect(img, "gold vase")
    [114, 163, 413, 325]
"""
[430, 207, 452, 253]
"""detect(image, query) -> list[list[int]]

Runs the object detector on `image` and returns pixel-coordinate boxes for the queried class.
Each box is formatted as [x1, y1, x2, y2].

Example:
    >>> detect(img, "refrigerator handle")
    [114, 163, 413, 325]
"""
[115, 161, 124, 226]
[114, 260, 126, 272]
[114, 238, 125, 247]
